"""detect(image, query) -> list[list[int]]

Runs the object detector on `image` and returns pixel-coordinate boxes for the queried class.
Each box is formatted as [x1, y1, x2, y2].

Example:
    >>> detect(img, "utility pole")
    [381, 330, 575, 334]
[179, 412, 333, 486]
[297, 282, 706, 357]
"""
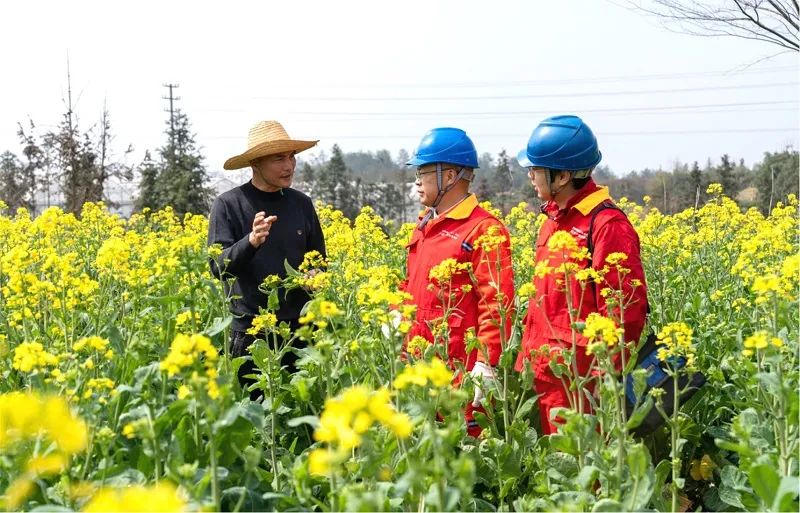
[162, 83, 180, 153]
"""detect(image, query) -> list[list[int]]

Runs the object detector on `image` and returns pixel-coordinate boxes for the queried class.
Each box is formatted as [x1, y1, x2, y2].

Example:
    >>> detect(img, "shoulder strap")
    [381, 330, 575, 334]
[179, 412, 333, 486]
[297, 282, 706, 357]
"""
[587, 201, 623, 258]
[586, 201, 652, 316]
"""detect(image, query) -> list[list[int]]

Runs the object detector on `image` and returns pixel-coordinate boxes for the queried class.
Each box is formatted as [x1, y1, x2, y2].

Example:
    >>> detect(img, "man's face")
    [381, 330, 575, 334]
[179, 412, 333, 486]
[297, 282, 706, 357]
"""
[252, 151, 297, 191]
[528, 167, 550, 201]
[415, 164, 456, 207]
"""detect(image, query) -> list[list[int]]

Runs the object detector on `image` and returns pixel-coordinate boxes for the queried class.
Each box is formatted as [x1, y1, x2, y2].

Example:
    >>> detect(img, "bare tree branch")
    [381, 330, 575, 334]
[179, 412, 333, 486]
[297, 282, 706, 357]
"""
[624, 0, 799, 51]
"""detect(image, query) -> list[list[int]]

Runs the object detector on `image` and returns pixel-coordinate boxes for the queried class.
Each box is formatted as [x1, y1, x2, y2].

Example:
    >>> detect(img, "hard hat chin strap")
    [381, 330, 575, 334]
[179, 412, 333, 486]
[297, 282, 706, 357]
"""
[417, 163, 472, 230]
[432, 164, 470, 209]
[546, 168, 591, 201]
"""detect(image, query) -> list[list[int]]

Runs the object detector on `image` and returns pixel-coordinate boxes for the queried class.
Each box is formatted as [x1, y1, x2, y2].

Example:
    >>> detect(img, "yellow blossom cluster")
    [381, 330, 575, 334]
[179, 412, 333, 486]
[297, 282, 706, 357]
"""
[406, 335, 431, 358]
[393, 357, 454, 390]
[159, 333, 217, 378]
[82, 482, 186, 512]
[428, 258, 472, 284]
[655, 322, 696, 369]
[0, 392, 88, 509]
[175, 310, 201, 330]
[246, 312, 278, 336]
[741, 331, 784, 357]
[314, 385, 412, 449]
[0, 391, 87, 454]
[309, 385, 413, 475]
[474, 224, 508, 252]
[12, 342, 58, 373]
[298, 299, 344, 329]
[582, 313, 624, 356]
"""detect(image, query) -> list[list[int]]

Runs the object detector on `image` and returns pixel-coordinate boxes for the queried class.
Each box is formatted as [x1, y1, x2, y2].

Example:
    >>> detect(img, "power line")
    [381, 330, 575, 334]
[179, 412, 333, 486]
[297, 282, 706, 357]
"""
[204, 127, 799, 141]
[215, 65, 797, 90]
[284, 101, 799, 120]
[248, 81, 799, 101]
[197, 99, 799, 116]
[287, 108, 797, 122]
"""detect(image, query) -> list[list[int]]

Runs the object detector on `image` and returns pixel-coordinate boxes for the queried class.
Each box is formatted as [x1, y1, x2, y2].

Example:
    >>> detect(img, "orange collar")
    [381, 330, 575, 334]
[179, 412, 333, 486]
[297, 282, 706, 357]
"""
[419, 194, 479, 222]
[443, 194, 479, 219]
[573, 186, 612, 215]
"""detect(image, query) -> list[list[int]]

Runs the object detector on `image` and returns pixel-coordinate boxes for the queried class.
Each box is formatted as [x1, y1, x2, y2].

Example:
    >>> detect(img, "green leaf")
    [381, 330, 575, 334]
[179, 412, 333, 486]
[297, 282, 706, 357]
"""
[755, 372, 781, 395]
[204, 315, 232, 338]
[103, 468, 147, 486]
[718, 485, 746, 510]
[545, 452, 579, 479]
[592, 499, 623, 512]
[145, 294, 185, 306]
[773, 476, 800, 512]
[626, 396, 654, 431]
[287, 415, 319, 428]
[651, 459, 672, 512]
[576, 465, 600, 490]
[267, 289, 280, 311]
[499, 477, 517, 500]
[514, 396, 537, 421]
[748, 463, 779, 506]
[626, 443, 650, 479]
[623, 446, 655, 511]
[722, 464, 750, 490]
[214, 402, 265, 431]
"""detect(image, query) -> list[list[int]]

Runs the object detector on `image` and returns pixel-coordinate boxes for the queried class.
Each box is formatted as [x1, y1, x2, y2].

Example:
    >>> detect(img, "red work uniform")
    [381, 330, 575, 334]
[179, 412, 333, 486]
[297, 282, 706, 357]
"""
[516, 179, 648, 435]
[402, 194, 515, 437]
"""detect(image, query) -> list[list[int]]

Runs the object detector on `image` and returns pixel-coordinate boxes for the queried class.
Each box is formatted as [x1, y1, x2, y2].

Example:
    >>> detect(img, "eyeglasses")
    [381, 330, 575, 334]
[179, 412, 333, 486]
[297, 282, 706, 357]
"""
[414, 169, 438, 180]
[415, 167, 456, 180]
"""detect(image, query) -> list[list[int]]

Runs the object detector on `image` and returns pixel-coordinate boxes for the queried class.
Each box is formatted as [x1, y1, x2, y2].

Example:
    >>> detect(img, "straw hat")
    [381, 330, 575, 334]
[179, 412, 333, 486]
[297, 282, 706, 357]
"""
[223, 121, 318, 170]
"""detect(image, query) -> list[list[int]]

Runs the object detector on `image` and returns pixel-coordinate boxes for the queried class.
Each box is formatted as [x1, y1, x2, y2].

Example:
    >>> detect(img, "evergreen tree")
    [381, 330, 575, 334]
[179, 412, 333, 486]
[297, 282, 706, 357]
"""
[134, 108, 212, 216]
[0, 151, 32, 212]
[756, 148, 799, 214]
[690, 161, 702, 207]
[474, 176, 493, 204]
[716, 154, 736, 196]
[395, 149, 410, 168]
[299, 161, 315, 191]
[14, 121, 44, 212]
[135, 150, 161, 211]
[319, 144, 358, 218]
[492, 149, 513, 214]
[154, 110, 213, 215]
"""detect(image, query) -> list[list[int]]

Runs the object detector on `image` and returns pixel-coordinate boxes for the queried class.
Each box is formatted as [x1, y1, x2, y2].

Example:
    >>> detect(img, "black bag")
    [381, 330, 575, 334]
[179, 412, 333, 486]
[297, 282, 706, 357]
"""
[623, 331, 706, 436]
[586, 202, 706, 437]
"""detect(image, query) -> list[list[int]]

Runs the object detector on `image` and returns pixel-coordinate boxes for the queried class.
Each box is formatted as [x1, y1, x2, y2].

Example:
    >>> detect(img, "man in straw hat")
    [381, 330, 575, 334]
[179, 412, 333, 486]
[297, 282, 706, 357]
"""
[208, 120, 326, 400]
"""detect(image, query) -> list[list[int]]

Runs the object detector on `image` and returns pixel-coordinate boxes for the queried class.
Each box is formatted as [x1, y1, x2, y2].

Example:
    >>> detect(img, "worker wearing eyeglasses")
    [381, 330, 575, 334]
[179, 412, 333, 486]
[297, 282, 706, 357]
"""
[398, 127, 515, 438]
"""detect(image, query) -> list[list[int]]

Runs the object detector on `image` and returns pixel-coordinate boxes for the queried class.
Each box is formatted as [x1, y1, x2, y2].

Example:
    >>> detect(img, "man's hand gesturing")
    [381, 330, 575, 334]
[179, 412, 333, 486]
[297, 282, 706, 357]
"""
[249, 212, 277, 248]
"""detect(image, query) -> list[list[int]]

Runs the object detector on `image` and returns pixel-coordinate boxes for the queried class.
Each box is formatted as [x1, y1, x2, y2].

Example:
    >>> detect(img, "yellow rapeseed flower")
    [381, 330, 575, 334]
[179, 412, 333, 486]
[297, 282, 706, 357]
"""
[12, 342, 58, 373]
[547, 231, 578, 252]
[82, 482, 186, 512]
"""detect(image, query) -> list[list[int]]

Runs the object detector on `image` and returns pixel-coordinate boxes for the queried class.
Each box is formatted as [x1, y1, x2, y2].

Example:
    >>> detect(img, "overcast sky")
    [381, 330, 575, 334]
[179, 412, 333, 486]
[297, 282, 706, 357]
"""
[1, 0, 797, 179]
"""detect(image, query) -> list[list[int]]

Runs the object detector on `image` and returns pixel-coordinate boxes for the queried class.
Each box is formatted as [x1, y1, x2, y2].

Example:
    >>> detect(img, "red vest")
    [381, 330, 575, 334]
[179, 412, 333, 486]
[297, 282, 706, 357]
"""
[402, 195, 515, 370]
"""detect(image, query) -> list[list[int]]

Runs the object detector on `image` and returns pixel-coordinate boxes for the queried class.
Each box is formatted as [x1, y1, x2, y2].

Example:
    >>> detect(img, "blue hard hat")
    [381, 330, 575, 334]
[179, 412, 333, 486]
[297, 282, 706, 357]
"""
[517, 115, 602, 171]
[407, 127, 479, 169]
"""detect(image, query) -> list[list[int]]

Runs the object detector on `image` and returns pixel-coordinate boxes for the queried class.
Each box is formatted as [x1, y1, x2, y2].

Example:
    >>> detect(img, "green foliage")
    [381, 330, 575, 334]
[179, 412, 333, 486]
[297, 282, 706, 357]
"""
[135, 110, 213, 216]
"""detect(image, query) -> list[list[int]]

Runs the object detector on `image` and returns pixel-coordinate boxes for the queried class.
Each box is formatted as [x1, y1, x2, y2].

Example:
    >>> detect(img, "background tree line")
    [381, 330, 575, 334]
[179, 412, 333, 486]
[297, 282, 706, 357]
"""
[295, 143, 798, 221]
[0, 75, 213, 218]
[1, 78, 796, 221]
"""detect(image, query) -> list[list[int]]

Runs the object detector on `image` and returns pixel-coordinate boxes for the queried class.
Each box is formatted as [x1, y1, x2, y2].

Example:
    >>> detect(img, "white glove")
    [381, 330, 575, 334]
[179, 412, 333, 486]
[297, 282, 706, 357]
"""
[470, 361, 497, 407]
[380, 310, 403, 338]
